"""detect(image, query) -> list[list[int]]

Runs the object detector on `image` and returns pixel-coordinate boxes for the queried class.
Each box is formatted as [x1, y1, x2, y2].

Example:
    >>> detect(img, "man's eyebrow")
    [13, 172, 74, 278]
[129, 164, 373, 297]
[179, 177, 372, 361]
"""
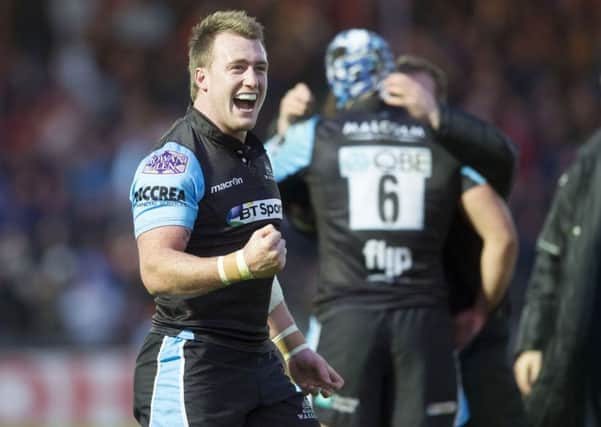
[227, 59, 268, 66]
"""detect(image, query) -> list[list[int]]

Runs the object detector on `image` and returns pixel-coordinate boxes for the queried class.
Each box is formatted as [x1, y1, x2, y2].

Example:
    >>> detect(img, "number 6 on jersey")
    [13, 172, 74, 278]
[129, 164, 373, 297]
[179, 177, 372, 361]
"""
[339, 146, 432, 230]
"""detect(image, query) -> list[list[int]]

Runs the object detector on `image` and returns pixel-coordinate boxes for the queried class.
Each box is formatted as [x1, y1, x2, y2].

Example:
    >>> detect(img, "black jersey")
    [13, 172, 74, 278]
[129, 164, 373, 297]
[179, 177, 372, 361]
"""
[130, 107, 282, 351]
[267, 99, 485, 314]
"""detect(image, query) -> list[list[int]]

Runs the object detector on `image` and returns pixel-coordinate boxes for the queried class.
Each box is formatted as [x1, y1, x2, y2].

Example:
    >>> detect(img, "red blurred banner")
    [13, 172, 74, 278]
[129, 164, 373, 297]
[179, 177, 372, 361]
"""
[0, 350, 137, 427]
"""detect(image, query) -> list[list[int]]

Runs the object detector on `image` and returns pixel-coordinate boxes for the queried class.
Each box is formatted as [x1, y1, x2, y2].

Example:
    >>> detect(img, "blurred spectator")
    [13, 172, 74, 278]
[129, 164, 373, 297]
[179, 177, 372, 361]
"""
[513, 130, 601, 427]
[0, 0, 600, 349]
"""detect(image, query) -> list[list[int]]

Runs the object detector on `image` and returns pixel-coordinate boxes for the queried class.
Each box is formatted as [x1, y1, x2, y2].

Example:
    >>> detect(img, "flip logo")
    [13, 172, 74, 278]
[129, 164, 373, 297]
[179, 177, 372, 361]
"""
[363, 239, 412, 282]
[226, 198, 283, 226]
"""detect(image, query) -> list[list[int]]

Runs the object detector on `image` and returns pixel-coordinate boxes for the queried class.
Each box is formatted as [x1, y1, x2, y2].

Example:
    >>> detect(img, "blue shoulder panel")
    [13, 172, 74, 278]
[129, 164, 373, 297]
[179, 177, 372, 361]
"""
[130, 142, 205, 238]
[265, 116, 319, 182]
[461, 166, 486, 184]
[460, 166, 487, 193]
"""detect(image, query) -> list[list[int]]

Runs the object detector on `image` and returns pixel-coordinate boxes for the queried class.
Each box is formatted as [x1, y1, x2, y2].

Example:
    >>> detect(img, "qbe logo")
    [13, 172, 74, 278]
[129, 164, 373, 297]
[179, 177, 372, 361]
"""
[226, 198, 283, 226]
[363, 239, 412, 283]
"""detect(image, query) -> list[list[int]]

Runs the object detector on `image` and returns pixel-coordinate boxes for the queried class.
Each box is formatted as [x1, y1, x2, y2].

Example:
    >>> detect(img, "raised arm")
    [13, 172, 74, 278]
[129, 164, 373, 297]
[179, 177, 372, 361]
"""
[437, 106, 517, 197]
[131, 142, 285, 296]
[276, 82, 315, 136]
[138, 224, 285, 296]
[381, 72, 518, 196]
[265, 116, 319, 183]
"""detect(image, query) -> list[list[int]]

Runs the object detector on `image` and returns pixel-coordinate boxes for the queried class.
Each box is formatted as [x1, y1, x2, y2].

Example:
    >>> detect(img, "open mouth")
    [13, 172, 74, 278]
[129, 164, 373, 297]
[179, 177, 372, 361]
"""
[233, 93, 258, 112]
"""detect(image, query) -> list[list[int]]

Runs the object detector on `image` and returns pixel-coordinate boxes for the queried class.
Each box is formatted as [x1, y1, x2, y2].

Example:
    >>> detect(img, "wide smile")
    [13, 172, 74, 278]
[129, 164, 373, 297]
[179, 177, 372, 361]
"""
[233, 92, 259, 113]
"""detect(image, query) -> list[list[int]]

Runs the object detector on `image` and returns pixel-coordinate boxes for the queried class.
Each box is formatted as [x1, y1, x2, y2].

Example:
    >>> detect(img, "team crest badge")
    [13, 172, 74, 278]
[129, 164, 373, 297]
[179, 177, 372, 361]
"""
[143, 150, 188, 174]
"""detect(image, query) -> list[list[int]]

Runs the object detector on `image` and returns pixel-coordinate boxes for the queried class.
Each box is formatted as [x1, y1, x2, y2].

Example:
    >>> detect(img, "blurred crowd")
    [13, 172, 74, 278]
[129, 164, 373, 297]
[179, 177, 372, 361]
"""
[1, 0, 600, 348]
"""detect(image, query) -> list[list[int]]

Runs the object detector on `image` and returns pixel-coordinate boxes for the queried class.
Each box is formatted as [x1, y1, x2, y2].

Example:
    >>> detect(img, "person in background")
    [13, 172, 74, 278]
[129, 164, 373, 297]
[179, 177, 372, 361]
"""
[513, 128, 601, 427]
[266, 29, 517, 427]
[389, 55, 527, 427]
[128, 10, 342, 427]
[273, 54, 526, 427]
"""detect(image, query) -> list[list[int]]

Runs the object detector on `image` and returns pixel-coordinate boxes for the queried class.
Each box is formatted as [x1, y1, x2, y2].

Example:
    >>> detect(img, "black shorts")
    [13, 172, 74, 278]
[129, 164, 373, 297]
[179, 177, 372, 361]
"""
[313, 306, 457, 427]
[459, 311, 527, 427]
[133, 331, 319, 427]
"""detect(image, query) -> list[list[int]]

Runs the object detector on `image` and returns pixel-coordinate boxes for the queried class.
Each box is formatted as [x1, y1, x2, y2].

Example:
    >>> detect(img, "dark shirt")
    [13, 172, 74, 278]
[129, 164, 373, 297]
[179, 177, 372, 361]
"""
[130, 107, 282, 351]
[267, 99, 485, 315]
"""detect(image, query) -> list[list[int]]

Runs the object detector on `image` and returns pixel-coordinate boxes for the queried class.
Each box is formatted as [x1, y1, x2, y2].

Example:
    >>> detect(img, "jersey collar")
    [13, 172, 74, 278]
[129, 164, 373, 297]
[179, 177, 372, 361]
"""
[186, 106, 264, 155]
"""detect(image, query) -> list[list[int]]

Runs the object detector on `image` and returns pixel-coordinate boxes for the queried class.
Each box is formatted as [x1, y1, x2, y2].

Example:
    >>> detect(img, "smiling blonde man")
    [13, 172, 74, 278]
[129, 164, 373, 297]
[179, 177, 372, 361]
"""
[129, 10, 342, 427]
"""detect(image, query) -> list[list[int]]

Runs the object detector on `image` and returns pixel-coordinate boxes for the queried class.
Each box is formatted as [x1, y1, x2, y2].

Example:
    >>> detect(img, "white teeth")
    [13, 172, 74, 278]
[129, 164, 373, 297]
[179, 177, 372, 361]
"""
[235, 93, 257, 101]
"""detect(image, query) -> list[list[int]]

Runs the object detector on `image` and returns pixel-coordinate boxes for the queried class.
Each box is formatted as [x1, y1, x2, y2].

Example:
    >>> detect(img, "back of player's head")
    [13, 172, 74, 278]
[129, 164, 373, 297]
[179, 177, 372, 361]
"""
[396, 55, 448, 103]
[325, 29, 395, 109]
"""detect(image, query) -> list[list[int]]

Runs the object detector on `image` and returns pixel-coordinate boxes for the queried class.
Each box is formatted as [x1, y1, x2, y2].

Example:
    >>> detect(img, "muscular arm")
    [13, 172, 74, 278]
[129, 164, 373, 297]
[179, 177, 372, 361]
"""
[265, 117, 318, 183]
[137, 224, 286, 296]
[461, 184, 518, 311]
[137, 226, 223, 296]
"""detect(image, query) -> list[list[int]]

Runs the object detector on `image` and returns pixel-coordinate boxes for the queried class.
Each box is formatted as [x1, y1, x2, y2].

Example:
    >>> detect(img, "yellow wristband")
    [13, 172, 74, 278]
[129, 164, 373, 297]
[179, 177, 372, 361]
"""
[273, 324, 299, 344]
[217, 256, 231, 285]
[218, 250, 254, 285]
[285, 343, 310, 361]
[236, 250, 254, 280]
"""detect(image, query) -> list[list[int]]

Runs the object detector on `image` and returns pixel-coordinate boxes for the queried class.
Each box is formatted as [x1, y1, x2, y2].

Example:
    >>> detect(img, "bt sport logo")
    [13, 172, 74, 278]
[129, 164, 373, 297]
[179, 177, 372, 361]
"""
[226, 198, 283, 226]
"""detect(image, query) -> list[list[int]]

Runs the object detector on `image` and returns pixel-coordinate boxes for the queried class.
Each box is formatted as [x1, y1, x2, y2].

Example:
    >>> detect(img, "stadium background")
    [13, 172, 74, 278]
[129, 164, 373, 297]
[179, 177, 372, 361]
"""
[0, 0, 600, 425]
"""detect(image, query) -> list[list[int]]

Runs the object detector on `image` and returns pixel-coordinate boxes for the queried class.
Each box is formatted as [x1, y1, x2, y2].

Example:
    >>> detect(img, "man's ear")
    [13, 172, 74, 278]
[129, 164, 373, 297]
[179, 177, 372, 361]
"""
[195, 67, 208, 93]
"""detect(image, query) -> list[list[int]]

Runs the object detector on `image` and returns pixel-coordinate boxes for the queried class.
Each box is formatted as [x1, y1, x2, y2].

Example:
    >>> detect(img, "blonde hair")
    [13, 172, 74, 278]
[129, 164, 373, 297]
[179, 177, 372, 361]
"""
[188, 10, 265, 101]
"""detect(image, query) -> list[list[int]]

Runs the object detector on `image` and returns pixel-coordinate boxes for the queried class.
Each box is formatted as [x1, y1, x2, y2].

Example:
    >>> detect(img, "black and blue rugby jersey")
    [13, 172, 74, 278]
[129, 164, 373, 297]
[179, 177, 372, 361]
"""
[267, 99, 486, 314]
[130, 107, 282, 350]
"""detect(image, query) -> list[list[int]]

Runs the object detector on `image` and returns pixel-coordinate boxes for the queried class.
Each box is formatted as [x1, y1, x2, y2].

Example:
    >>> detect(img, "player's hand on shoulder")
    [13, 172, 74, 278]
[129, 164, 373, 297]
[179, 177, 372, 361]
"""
[277, 82, 315, 135]
[380, 73, 440, 129]
[288, 348, 344, 398]
[243, 224, 286, 278]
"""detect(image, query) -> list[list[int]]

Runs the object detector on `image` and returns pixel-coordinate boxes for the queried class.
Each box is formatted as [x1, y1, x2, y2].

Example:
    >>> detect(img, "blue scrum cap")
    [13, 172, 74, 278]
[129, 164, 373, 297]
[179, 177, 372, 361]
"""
[325, 29, 395, 109]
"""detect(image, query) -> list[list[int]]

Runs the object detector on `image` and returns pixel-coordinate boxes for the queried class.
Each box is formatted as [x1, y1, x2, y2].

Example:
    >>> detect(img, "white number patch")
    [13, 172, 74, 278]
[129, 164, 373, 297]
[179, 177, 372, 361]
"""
[339, 146, 431, 230]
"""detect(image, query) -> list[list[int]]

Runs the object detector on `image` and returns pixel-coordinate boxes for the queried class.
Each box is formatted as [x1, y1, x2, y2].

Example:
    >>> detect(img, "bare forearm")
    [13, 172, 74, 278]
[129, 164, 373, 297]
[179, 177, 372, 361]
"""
[268, 301, 308, 357]
[480, 236, 518, 310]
[137, 224, 285, 297]
[268, 301, 295, 336]
[140, 247, 224, 296]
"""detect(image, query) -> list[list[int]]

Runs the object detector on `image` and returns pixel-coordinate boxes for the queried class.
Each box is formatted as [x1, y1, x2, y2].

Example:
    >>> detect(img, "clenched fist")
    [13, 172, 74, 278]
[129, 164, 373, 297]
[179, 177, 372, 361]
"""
[277, 82, 315, 136]
[243, 224, 287, 278]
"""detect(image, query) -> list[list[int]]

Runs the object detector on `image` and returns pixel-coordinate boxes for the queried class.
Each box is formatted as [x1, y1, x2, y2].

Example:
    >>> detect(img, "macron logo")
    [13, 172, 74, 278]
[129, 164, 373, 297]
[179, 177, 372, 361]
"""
[210, 177, 244, 194]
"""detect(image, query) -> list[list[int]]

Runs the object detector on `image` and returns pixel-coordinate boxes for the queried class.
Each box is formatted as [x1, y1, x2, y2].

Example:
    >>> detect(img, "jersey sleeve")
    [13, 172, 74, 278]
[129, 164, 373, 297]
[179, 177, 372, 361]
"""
[129, 141, 205, 238]
[437, 106, 517, 197]
[265, 116, 319, 182]
[460, 166, 487, 193]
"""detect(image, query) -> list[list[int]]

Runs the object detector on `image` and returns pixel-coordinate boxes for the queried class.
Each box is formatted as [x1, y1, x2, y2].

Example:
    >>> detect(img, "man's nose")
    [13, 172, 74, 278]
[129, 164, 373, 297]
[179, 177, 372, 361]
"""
[243, 69, 259, 88]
